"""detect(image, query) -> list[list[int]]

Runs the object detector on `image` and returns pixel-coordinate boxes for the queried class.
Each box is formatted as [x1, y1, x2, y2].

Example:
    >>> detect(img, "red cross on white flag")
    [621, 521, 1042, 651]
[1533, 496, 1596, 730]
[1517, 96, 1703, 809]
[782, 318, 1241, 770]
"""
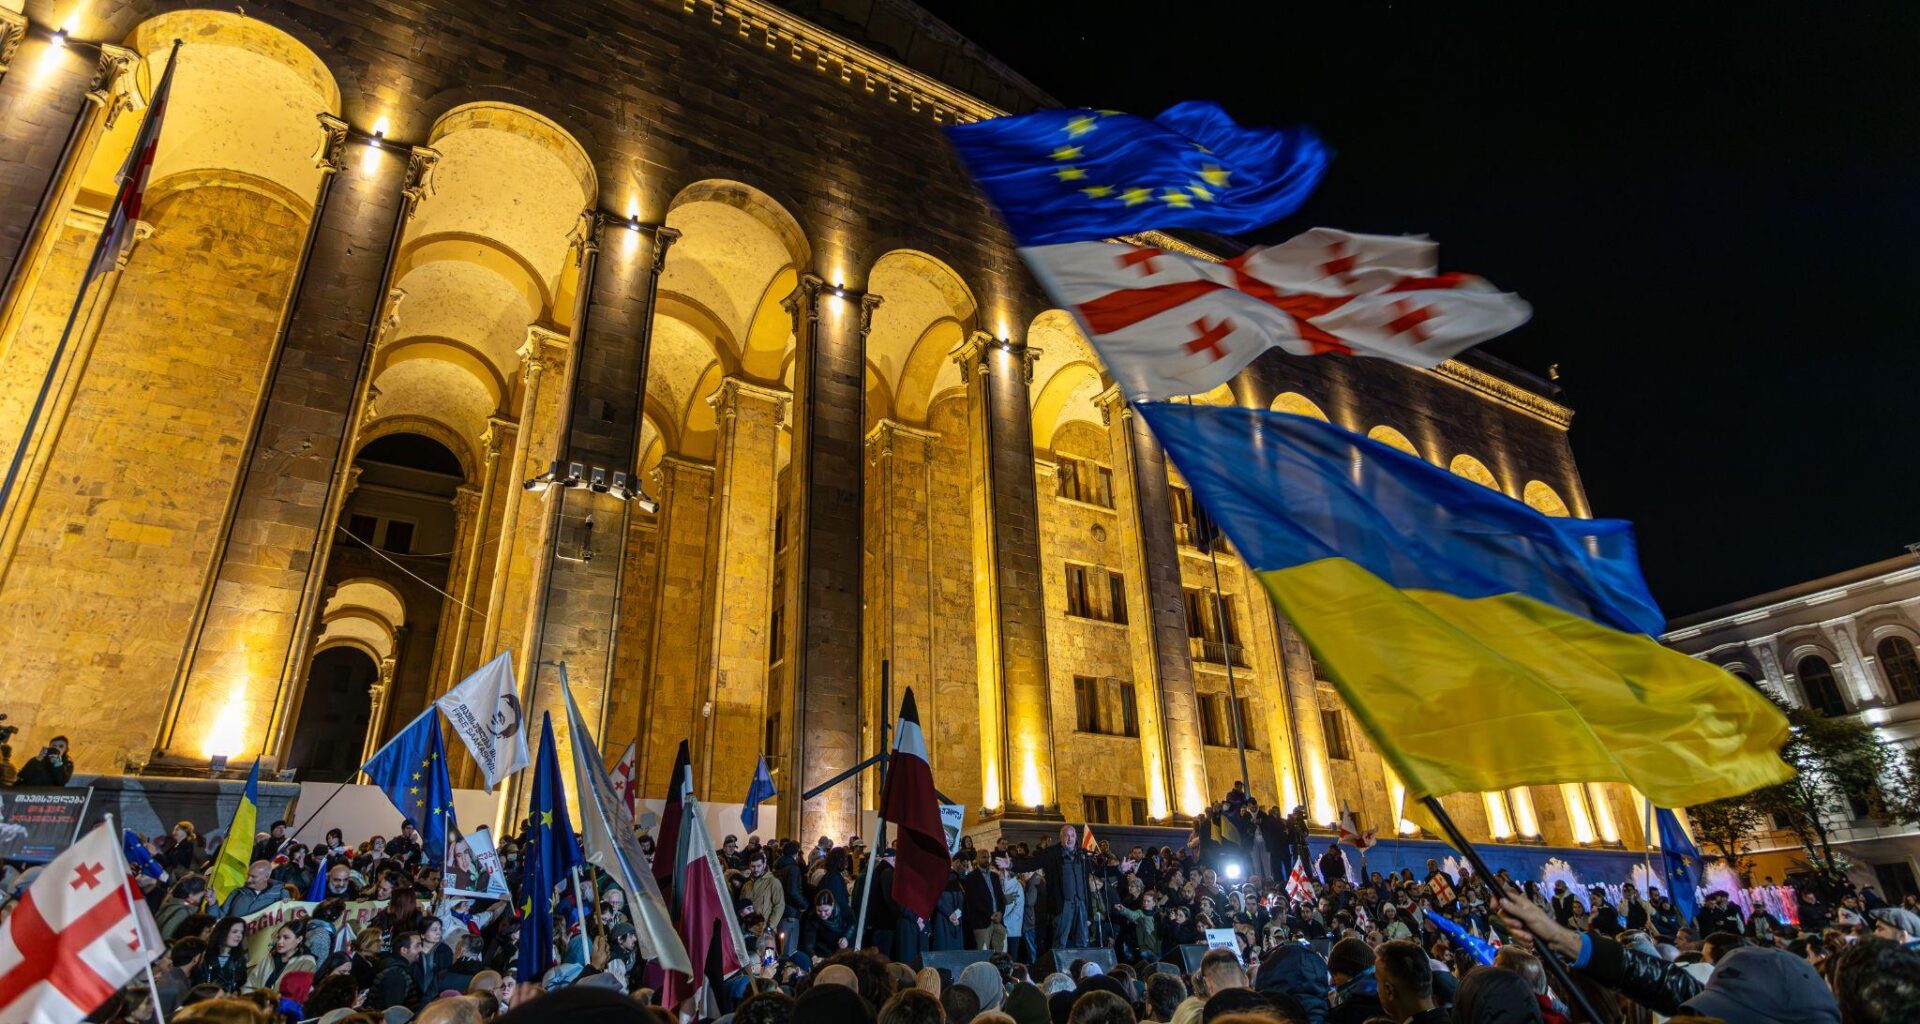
[610, 741, 638, 822]
[1019, 227, 1530, 401]
[0, 823, 162, 1024]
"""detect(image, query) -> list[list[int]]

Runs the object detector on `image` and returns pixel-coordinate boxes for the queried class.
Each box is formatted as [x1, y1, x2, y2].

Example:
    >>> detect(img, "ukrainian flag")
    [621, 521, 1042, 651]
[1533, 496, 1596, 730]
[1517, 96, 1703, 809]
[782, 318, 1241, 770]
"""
[210, 758, 260, 902]
[1138, 402, 1792, 807]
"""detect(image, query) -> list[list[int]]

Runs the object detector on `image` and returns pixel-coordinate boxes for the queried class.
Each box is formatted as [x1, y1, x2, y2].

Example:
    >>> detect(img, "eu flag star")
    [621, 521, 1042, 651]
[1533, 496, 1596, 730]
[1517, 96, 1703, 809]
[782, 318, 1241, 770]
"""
[1054, 167, 1086, 182]
[408, 786, 419, 796]
[1199, 164, 1232, 188]
[1161, 190, 1194, 208]
[1188, 182, 1215, 202]
[539, 809, 554, 827]
[1081, 185, 1113, 198]
[1120, 187, 1153, 206]
[1049, 145, 1083, 161]
[1065, 115, 1098, 138]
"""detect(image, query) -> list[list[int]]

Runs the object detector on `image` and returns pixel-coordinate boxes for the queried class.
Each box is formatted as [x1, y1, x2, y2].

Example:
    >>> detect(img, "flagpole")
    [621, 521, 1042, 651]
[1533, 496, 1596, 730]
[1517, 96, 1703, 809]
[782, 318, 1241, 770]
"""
[1420, 796, 1601, 1024]
[0, 42, 181, 520]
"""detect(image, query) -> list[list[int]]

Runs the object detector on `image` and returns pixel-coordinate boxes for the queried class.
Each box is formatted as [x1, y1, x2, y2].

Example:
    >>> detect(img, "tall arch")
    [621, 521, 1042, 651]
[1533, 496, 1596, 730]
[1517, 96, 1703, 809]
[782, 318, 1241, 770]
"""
[866, 250, 977, 429]
[1028, 309, 1109, 448]
[1449, 454, 1501, 492]
[1271, 392, 1329, 421]
[1796, 655, 1849, 717]
[1366, 425, 1420, 457]
[1523, 480, 1572, 517]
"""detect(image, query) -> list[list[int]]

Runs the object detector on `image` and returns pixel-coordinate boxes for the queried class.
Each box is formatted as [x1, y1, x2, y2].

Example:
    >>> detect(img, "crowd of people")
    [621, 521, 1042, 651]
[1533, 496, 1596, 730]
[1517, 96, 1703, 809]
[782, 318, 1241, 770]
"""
[1, 780, 1917, 1024]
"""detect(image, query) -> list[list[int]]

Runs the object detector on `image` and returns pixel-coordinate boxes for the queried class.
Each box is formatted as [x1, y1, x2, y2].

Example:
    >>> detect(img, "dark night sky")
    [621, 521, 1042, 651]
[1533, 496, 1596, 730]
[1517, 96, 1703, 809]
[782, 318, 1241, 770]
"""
[915, 1, 1920, 617]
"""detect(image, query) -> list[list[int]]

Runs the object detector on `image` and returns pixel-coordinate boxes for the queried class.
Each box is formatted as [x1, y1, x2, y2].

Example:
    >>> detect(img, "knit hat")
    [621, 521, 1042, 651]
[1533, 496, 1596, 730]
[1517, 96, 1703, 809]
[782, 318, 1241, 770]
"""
[1327, 936, 1375, 978]
[1004, 982, 1049, 1024]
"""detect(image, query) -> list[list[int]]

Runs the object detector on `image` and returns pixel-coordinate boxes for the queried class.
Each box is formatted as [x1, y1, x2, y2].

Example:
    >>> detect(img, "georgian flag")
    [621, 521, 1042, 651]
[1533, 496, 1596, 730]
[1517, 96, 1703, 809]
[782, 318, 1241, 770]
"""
[610, 741, 638, 823]
[1020, 227, 1530, 401]
[0, 824, 163, 1024]
[881, 689, 945, 920]
[87, 42, 182, 286]
[1337, 805, 1375, 852]
[1285, 861, 1315, 904]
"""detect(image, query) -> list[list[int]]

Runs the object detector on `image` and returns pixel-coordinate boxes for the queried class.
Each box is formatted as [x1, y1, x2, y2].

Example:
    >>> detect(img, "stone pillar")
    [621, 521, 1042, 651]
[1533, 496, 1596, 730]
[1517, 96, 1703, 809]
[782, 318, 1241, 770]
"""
[486, 325, 572, 690]
[1823, 620, 1886, 705]
[864, 419, 940, 808]
[359, 655, 397, 767]
[154, 133, 437, 766]
[693, 378, 788, 799]
[441, 429, 502, 690]
[638, 455, 714, 792]
[1096, 385, 1181, 821]
[781, 275, 877, 843]
[428, 484, 484, 686]
[953, 330, 1059, 819]
[1276, 618, 1337, 825]
[1748, 640, 1787, 698]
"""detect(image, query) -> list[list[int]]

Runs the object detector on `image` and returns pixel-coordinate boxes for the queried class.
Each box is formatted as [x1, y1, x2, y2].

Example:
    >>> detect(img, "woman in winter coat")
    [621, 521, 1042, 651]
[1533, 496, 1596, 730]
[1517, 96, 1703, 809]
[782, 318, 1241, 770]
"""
[192, 917, 251, 993]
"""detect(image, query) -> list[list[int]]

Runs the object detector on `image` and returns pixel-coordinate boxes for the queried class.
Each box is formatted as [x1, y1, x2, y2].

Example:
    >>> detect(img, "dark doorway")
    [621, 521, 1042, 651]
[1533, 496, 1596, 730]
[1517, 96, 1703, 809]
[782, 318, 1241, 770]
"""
[287, 646, 377, 781]
[1874, 861, 1919, 903]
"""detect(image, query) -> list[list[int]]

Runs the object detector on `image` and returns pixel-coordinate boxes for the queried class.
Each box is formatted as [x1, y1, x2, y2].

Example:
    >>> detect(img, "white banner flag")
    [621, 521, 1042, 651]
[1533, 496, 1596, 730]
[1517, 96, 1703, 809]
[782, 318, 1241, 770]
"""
[434, 652, 529, 789]
[0, 823, 162, 1024]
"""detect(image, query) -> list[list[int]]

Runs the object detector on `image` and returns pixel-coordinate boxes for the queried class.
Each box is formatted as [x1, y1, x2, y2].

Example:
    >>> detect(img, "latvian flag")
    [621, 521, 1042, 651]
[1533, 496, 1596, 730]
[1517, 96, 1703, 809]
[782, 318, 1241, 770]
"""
[881, 689, 945, 920]
[652, 741, 692, 907]
[1020, 227, 1530, 402]
[661, 792, 748, 1011]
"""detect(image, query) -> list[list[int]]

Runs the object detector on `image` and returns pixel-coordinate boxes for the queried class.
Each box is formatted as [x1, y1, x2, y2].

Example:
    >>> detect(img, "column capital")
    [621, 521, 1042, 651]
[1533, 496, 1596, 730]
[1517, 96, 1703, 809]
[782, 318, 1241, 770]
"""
[858, 292, 885, 339]
[783, 273, 825, 333]
[481, 418, 513, 465]
[651, 225, 682, 274]
[402, 146, 440, 219]
[0, 9, 27, 73]
[87, 44, 143, 130]
[313, 113, 351, 175]
[708, 376, 791, 424]
[361, 384, 383, 425]
[863, 418, 939, 460]
[951, 330, 1039, 383]
[453, 484, 484, 524]
[518, 323, 571, 382]
[1095, 382, 1129, 426]
[569, 209, 603, 258]
[371, 288, 407, 350]
[112, 221, 155, 272]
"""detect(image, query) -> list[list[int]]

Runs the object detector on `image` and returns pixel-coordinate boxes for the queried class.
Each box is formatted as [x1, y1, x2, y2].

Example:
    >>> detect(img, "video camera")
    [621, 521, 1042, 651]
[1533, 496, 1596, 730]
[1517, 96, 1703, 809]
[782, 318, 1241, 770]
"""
[0, 713, 15, 746]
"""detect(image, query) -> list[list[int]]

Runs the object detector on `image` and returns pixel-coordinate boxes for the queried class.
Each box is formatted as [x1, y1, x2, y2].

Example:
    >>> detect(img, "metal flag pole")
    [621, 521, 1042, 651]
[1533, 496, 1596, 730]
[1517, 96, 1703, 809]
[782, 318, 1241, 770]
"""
[110, 811, 169, 1024]
[851, 664, 893, 952]
[1420, 796, 1602, 1024]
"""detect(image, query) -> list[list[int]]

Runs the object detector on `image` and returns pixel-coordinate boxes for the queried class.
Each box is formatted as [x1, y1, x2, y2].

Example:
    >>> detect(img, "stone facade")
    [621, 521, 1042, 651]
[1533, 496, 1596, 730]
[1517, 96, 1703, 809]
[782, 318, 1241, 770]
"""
[0, 0, 1639, 854]
[1663, 553, 1920, 893]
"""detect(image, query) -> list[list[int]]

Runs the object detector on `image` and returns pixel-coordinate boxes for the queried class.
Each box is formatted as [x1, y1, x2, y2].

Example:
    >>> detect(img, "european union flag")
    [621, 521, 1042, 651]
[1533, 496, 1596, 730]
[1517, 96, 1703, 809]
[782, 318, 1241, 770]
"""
[945, 101, 1328, 246]
[1428, 911, 1499, 967]
[741, 755, 776, 834]
[362, 710, 457, 867]
[1656, 807, 1702, 931]
[519, 713, 583, 982]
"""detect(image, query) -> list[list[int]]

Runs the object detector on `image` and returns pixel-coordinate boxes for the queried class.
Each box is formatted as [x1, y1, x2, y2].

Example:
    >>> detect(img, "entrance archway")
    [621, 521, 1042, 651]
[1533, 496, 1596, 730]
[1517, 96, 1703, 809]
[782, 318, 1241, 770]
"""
[288, 646, 379, 780]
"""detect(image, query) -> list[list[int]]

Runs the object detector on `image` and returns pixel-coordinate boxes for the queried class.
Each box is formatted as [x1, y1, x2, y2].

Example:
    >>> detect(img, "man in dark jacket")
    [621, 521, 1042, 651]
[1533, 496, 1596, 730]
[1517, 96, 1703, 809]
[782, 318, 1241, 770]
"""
[1376, 939, 1446, 1024]
[1317, 843, 1347, 887]
[960, 853, 1001, 948]
[1255, 942, 1332, 1024]
[1326, 937, 1383, 1024]
[371, 931, 424, 1010]
[1013, 825, 1092, 949]
[775, 840, 805, 956]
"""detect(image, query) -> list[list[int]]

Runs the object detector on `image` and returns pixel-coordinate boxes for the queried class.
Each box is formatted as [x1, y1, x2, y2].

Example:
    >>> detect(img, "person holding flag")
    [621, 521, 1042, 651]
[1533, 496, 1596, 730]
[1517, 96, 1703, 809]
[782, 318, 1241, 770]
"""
[435, 651, 528, 790]
[207, 758, 260, 906]
[362, 710, 458, 868]
[1655, 807, 1703, 933]
[0, 821, 165, 1024]
[876, 690, 945, 926]
[517, 713, 582, 985]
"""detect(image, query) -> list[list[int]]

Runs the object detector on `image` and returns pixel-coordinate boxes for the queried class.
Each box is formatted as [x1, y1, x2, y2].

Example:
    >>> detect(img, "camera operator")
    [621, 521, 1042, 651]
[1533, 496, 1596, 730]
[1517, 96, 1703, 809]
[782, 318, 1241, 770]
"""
[18, 735, 74, 787]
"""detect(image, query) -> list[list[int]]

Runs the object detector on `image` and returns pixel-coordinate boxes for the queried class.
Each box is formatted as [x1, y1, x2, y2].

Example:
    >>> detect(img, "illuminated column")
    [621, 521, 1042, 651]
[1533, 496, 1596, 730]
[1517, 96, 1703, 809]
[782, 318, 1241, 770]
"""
[488, 325, 572, 694]
[863, 419, 941, 806]
[1587, 783, 1622, 845]
[1508, 787, 1541, 839]
[1097, 384, 1204, 820]
[1276, 620, 1337, 824]
[441, 426, 503, 690]
[426, 484, 484, 690]
[358, 656, 397, 767]
[953, 329, 1059, 819]
[155, 128, 436, 767]
[637, 455, 714, 793]
[1824, 621, 1886, 705]
[781, 275, 876, 842]
[694, 377, 788, 799]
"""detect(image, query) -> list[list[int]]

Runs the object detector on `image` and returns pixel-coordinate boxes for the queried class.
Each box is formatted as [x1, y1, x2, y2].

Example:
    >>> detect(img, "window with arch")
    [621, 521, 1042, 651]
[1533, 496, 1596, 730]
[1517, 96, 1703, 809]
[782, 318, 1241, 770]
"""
[1366, 425, 1420, 457]
[1449, 454, 1501, 492]
[1271, 392, 1329, 421]
[1878, 636, 1920, 704]
[1797, 655, 1849, 717]
[1523, 480, 1572, 518]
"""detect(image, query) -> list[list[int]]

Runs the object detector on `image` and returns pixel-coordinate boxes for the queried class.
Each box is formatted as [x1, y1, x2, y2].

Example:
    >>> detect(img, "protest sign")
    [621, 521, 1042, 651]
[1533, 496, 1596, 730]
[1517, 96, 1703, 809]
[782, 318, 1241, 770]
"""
[445, 826, 512, 900]
[0, 787, 93, 863]
[940, 804, 966, 855]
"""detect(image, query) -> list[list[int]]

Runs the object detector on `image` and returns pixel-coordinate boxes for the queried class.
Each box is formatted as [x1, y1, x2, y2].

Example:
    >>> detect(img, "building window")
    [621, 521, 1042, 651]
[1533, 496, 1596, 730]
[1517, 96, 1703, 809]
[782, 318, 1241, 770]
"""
[768, 607, 784, 665]
[1074, 676, 1138, 737]
[1057, 455, 1115, 508]
[344, 513, 416, 554]
[1321, 708, 1352, 760]
[1198, 694, 1258, 749]
[1065, 563, 1128, 624]
[1130, 797, 1149, 824]
[1184, 588, 1247, 666]
[1797, 656, 1849, 717]
[1082, 795, 1111, 824]
[1170, 486, 1197, 545]
[764, 712, 781, 754]
[1879, 636, 1920, 703]
[774, 509, 788, 553]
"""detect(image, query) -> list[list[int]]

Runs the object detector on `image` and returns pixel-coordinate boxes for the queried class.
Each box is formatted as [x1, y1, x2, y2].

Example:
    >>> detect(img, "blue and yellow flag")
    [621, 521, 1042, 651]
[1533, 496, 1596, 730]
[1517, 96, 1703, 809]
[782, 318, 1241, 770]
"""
[363, 710, 458, 867]
[1656, 807, 1702, 929]
[1138, 401, 1793, 808]
[209, 759, 259, 902]
[945, 101, 1328, 246]
[519, 713, 583, 981]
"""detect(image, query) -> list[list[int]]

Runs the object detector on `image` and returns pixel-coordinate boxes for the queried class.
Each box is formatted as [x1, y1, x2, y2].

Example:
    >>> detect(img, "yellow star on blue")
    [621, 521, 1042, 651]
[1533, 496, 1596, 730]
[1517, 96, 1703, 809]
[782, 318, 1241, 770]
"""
[1065, 114, 1098, 138]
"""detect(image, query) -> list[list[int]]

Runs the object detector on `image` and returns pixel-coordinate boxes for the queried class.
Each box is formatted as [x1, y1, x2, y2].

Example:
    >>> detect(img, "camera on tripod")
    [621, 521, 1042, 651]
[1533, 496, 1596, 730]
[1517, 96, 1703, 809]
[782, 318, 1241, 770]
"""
[0, 714, 16, 746]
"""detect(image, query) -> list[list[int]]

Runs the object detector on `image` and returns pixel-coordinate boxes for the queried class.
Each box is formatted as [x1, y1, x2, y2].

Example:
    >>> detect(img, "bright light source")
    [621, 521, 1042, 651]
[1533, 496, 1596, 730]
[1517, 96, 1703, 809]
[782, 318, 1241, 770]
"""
[371, 115, 389, 139]
[51, 29, 68, 47]
[1224, 862, 1243, 881]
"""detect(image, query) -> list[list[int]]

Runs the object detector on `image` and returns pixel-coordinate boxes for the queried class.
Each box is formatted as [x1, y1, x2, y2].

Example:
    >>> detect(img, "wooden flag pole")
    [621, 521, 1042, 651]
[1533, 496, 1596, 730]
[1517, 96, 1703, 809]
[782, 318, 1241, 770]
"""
[1419, 796, 1603, 1024]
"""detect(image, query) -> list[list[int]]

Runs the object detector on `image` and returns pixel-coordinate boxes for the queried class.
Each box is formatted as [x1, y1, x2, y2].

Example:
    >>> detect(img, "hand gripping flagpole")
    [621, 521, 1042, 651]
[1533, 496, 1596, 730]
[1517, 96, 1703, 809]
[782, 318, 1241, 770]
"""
[1419, 796, 1602, 1024]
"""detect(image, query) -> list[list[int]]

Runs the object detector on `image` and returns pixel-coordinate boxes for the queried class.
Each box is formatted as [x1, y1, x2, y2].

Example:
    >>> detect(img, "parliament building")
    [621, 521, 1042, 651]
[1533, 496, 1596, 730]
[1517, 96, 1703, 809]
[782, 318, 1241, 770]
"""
[0, 0, 1650, 865]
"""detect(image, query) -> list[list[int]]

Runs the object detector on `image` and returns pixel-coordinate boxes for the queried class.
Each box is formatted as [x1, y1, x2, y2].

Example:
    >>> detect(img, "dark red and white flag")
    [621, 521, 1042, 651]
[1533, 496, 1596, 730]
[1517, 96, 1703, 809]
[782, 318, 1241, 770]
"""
[0, 823, 162, 1024]
[661, 794, 747, 1012]
[87, 42, 183, 286]
[651, 740, 692, 908]
[1021, 227, 1530, 401]
[881, 689, 945, 920]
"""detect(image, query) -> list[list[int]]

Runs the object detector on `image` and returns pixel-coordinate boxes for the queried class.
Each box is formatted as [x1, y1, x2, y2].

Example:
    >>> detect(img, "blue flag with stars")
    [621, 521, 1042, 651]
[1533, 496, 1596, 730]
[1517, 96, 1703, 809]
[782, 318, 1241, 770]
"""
[519, 713, 583, 982]
[1427, 911, 1499, 966]
[1656, 807, 1702, 930]
[742, 754, 776, 834]
[945, 101, 1328, 246]
[362, 710, 457, 867]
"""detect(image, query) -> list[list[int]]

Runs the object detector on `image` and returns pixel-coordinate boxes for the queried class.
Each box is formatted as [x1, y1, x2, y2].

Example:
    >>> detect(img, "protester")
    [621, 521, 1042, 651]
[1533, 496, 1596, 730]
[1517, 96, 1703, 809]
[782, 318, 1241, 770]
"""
[16, 735, 73, 786]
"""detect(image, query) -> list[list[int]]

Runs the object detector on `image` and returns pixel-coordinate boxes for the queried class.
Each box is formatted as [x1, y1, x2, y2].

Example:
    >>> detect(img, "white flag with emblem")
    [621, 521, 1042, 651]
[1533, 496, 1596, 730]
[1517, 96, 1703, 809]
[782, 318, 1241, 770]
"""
[0, 822, 162, 1024]
[435, 651, 529, 789]
[1020, 227, 1530, 401]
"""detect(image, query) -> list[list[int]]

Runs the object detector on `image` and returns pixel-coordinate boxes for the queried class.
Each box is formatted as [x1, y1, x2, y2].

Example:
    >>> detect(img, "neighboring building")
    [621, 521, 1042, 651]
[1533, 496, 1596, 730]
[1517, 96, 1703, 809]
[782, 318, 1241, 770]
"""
[0, 0, 1639, 865]
[1663, 552, 1920, 897]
